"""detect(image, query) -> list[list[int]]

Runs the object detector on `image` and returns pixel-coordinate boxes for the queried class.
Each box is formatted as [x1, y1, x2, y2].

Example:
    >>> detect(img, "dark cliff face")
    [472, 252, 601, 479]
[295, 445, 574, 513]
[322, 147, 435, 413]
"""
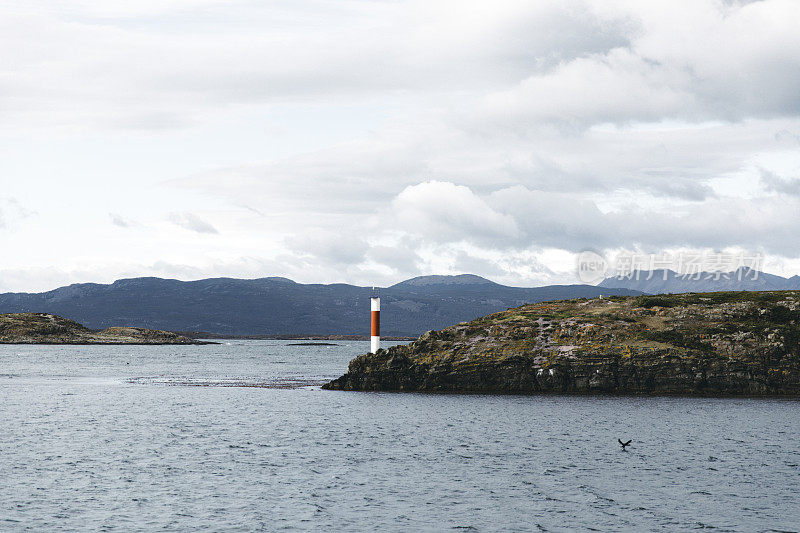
[323, 291, 800, 396]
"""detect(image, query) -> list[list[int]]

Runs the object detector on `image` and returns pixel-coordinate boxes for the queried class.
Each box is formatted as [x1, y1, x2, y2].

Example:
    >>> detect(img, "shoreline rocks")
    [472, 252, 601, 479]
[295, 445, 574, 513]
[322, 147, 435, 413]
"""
[0, 313, 213, 345]
[323, 291, 800, 396]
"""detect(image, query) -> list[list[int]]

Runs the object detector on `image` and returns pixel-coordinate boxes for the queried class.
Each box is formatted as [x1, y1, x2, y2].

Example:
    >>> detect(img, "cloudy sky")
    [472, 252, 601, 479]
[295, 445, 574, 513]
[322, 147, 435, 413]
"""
[1, 0, 800, 291]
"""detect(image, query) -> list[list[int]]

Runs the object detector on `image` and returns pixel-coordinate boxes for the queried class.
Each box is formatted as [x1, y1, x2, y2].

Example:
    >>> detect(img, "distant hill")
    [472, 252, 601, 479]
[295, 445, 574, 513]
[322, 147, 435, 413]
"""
[0, 275, 639, 336]
[0, 313, 205, 344]
[392, 274, 495, 287]
[598, 268, 800, 294]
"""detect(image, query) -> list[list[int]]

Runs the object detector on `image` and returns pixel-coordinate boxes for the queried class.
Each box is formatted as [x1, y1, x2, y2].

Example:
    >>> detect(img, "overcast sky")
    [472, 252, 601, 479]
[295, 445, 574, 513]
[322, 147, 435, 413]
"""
[1, 0, 800, 291]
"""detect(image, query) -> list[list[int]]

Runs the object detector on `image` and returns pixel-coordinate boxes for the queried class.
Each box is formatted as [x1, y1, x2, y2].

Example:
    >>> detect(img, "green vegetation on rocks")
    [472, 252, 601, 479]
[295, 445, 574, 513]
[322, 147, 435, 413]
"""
[0, 313, 210, 344]
[323, 291, 800, 396]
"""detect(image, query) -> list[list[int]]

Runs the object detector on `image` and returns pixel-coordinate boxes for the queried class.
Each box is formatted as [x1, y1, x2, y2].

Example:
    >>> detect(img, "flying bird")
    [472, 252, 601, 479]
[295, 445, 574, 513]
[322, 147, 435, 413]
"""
[618, 439, 631, 451]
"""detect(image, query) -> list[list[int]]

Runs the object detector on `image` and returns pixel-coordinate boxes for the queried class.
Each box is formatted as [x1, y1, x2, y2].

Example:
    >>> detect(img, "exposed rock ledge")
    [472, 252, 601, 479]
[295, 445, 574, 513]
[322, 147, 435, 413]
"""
[323, 291, 800, 396]
[0, 313, 212, 344]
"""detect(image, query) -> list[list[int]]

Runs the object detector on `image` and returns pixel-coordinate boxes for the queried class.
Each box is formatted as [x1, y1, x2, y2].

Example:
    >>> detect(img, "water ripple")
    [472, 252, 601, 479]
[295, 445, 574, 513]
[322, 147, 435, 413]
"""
[0, 341, 798, 531]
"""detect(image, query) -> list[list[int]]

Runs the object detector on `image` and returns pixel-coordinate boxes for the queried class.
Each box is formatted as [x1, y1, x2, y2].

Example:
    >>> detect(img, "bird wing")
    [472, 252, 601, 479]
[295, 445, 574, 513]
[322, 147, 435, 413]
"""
[618, 439, 624, 445]
[624, 440, 631, 446]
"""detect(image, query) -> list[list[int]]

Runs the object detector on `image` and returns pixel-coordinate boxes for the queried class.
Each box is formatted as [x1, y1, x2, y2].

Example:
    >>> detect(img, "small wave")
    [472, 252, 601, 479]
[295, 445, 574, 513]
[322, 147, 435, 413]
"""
[127, 376, 327, 389]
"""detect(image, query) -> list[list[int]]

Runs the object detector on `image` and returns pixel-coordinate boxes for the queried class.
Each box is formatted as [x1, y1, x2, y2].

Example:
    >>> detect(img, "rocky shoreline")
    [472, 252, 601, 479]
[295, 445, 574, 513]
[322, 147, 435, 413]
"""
[0, 313, 212, 345]
[323, 291, 800, 396]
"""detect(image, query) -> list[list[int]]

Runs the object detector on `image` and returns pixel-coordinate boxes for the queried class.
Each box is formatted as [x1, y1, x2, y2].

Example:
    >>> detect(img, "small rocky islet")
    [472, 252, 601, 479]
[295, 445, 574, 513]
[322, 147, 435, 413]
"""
[324, 291, 800, 396]
[0, 313, 210, 344]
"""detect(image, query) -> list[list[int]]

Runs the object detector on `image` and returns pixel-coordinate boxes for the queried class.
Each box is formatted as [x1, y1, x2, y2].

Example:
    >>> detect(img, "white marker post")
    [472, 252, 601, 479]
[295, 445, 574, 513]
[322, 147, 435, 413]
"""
[370, 292, 380, 354]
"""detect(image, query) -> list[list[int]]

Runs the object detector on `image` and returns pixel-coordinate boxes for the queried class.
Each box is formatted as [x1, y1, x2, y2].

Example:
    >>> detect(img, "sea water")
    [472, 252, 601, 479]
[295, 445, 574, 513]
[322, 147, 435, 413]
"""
[1, 341, 798, 531]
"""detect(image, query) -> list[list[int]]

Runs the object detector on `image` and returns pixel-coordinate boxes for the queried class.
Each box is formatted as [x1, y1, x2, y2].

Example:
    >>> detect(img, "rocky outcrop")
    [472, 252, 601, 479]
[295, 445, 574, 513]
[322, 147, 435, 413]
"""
[323, 291, 800, 396]
[0, 313, 211, 344]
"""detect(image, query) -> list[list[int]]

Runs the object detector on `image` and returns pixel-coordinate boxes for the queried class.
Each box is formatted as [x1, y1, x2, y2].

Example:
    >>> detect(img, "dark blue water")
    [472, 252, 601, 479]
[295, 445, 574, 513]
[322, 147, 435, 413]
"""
[1, 341, 799, 532]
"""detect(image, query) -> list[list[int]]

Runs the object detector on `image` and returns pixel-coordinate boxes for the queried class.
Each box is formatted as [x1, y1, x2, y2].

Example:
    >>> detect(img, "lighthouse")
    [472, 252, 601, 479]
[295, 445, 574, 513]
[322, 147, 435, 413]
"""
[370, 289, 380, 354]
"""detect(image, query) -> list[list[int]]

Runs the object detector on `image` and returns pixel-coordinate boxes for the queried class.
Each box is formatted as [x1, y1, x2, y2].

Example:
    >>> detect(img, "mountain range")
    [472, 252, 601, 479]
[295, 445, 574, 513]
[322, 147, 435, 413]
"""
[3, 268, 795, 336]
[0, 274, 638, 336]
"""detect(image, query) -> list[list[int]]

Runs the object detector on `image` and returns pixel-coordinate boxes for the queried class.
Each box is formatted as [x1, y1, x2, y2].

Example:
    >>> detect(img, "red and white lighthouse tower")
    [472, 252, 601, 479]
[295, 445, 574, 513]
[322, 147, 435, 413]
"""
[370, 289, 380, 354]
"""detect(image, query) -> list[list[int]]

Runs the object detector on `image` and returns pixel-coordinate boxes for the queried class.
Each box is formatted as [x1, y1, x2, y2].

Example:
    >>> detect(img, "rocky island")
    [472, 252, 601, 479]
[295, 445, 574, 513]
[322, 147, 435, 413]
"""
[0, 313, 210, 344]
[323, 291, 800, 396]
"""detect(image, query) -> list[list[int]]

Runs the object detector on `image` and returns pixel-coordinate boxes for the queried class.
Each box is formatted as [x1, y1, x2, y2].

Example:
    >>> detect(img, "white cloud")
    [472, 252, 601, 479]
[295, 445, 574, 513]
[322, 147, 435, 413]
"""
[0, 198, 36, 230]
[390, 181, 520, 245]
[483, 48, 694, 128]
[168, 212, 219, 234]
[2, 0, 800, 291]
[287, 230, 369, 266]
[760, 168, 800, 196]
[109, 213, 134, 228]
